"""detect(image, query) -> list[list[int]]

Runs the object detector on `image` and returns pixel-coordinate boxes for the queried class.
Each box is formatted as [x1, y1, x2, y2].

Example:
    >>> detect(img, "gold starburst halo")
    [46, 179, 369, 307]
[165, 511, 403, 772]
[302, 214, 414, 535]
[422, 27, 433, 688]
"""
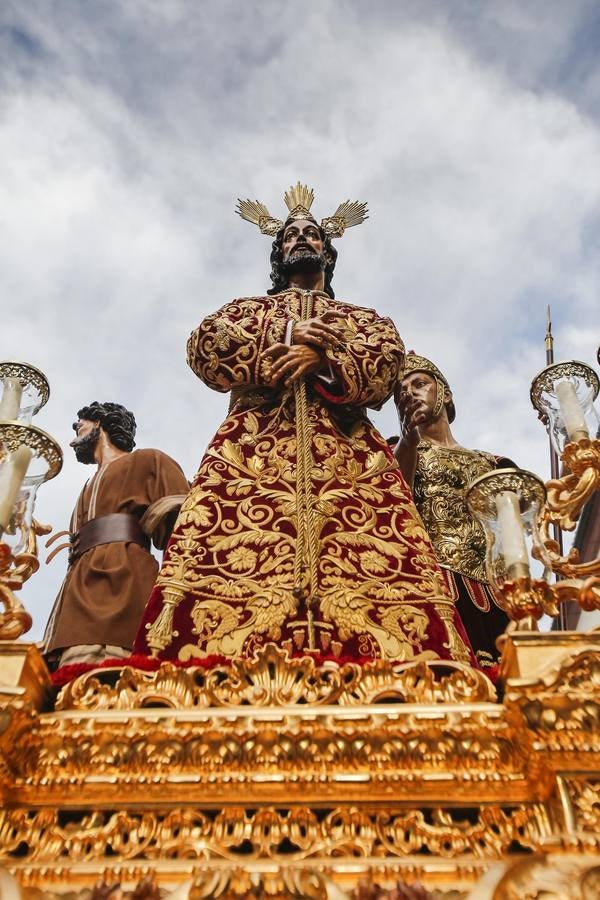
[236, 182, 368, 239]
[235, 199, 283, 237]
[283, 182, 315, 219]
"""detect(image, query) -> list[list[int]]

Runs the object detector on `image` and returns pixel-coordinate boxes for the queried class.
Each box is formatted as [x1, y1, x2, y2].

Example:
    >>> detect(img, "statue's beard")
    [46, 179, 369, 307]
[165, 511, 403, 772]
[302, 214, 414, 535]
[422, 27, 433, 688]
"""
[71, 427, 100, 464]
[282, 248, 327, 277]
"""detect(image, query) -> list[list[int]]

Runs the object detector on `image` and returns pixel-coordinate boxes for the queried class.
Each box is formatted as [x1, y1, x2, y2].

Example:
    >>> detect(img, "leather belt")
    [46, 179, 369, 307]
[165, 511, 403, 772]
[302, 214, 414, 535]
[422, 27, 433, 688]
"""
[69, 513, 150, 562]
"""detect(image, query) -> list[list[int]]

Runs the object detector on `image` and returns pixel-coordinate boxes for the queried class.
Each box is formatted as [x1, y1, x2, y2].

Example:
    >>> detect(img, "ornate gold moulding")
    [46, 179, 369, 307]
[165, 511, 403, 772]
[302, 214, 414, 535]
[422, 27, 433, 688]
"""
[0, 636, 597, 900]
[0, 638, 599, 898]
[0, 522, 52, 641]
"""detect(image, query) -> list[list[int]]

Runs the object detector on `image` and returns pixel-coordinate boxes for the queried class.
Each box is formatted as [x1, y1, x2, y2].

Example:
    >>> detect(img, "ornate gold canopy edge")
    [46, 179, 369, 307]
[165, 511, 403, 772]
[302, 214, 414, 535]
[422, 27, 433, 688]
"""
[4, 853, 600, 898]
[55, 643, 497, 711]
[1, 637, 599, 896]
[0, 858, 495, 898]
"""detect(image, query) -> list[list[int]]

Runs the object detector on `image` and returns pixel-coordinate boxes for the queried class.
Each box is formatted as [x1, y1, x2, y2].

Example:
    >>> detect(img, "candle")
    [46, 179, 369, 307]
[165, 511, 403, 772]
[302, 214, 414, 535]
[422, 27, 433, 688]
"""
[555, 379, 589, 442]
[495, 490, 529, 579]
[0, 445, 33, 533]
[0, 377, 23, 421]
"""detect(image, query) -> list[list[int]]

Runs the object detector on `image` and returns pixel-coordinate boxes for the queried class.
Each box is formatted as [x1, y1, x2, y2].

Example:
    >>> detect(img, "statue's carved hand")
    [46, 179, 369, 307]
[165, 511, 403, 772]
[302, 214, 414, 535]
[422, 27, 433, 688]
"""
[262, 342, 324, 386]
[394, 387, 426, 445]
[293, 316, 343, 350]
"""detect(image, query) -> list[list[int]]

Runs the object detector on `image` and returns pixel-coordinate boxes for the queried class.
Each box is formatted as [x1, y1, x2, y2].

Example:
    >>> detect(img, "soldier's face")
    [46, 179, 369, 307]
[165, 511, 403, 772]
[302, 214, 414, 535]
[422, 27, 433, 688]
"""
[281, 219, 324, 262]
[401, 371, 439, 418]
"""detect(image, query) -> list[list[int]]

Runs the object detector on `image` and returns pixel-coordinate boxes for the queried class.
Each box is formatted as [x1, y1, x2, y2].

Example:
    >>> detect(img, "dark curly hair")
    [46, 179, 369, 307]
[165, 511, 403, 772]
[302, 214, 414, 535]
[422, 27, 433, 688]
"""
[267, 217, 338, 298]
[76, 402, 136, 452]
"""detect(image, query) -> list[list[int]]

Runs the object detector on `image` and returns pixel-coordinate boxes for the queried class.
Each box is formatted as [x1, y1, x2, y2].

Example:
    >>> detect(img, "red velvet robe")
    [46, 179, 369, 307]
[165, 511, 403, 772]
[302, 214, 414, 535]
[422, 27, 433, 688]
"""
[135, 290, 476, 665]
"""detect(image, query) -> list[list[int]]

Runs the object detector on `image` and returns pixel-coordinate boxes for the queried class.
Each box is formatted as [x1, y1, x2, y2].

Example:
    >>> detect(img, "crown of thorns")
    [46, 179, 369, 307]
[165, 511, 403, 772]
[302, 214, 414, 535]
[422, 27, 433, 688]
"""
[236, 182, 368, 239]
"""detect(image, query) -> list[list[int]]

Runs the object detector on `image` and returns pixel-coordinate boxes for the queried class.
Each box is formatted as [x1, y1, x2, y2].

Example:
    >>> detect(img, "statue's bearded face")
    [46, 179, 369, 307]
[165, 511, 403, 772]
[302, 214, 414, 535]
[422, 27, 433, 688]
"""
[281, 218, 328, 276]
[401, 371, 450, 423]
[70, 419, 101, 464]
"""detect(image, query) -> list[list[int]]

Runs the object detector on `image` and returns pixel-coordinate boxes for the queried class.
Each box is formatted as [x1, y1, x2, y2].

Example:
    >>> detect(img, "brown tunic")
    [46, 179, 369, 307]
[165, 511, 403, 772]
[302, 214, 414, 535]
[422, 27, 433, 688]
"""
[44, 449, 189, 653]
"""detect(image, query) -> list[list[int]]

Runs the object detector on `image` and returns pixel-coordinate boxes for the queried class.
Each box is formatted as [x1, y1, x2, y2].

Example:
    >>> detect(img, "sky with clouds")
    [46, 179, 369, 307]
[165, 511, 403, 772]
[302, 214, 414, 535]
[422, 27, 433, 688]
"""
[1, 0, 599, 639]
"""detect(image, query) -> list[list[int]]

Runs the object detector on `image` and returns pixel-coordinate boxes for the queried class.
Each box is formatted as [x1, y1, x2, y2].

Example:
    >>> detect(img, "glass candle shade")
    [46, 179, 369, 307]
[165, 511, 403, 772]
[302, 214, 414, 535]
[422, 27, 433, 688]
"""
[0, 471, 45, 556]
[0, 446, 33, 535]
[531, 361, 600, 455]
[0, 378, 22, 421]
[0, 422, 62, 543]
[466, 468, 547, 590]
[0, 363, 50, 425]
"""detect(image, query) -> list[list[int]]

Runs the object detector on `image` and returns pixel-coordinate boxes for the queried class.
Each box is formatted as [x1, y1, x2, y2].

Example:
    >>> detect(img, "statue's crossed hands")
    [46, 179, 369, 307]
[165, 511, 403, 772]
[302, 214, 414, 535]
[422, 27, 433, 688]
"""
[262, 342, 324, 386]
[292, 315, 343, 350]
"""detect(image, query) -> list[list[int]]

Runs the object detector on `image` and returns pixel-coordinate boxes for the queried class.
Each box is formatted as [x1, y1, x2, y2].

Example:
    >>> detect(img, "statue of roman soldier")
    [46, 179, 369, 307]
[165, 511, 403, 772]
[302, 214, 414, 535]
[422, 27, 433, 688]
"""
[394, 353, 513, 667]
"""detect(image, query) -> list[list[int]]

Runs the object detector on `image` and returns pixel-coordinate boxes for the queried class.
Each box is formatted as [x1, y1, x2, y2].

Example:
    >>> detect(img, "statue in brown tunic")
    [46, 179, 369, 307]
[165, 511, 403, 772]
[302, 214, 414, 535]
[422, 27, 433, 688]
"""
[43, 402, 189, 668]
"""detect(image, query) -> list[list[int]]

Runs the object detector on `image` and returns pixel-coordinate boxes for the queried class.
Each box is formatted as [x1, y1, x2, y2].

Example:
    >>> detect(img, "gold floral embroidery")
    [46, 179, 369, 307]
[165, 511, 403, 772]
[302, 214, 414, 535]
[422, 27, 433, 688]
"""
[142, 292, 470, 665]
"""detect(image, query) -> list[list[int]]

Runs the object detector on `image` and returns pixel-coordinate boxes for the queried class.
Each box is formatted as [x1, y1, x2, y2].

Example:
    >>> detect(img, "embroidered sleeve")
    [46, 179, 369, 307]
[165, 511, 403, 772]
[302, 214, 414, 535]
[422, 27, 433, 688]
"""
[186, 297, 287, 392]
[312, 304, 405, 409]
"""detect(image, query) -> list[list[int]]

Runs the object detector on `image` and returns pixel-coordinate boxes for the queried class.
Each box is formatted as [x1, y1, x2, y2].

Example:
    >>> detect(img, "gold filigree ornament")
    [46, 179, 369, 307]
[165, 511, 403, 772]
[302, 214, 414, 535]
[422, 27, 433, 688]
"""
[503, 648, 600, 756]
[539, 438, 600, 549]
[491, 854, 600, 900]
[528, 437, 600, 615]
[236, 181, 368, 238]
[56, 642, 495, 712]
[0, 423, 62, 482]
[0, 361, 50, 419]
[466, 469, 552, 626]
[0, 520, 51, 639]
[0, 421, 61, 640]
[188, 867, 329, 899]
[467, 403, 600, 623]
[527, 358, 600, 615]
[530, 360, 599, 448]
[0, 805, 543, 867]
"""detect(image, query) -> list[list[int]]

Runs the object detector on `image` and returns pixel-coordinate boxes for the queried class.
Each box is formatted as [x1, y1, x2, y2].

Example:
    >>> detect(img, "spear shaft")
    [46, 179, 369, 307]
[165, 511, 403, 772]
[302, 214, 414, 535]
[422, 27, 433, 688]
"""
[545, 306, 565, 629]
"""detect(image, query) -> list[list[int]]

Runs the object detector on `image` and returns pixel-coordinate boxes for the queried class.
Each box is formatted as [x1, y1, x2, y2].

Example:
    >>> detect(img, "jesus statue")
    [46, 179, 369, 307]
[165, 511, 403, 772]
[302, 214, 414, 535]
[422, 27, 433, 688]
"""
[134, 183, 475, 666]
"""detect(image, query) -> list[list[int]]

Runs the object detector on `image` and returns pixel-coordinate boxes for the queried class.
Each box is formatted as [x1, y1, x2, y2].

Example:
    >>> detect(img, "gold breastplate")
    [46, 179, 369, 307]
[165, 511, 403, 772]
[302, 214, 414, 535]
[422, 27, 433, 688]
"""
[413, 442, 497, 583]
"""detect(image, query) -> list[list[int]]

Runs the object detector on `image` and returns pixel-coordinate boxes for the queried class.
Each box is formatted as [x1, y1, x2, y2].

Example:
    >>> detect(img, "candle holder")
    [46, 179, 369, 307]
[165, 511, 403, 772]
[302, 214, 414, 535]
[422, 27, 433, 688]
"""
[467, 433, 600, 629]
[0, 519, 51, 639]
[0, 423, 62, 481]
[466, 468, 551, 627]
[0, 366, 62, 641]
[527, 353, 600, 618]
[532, 435, 600, 614]
[0, 361, 50, 425]
[530, 360, 599, 455]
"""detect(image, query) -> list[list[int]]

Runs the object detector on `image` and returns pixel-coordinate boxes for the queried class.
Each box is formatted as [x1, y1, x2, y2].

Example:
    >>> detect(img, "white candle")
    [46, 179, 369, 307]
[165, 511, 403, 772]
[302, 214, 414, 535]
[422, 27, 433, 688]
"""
[555, 379, 589, 442]
[495, 490, 529, 578]
[0, 446, 33, 533]
[0, 377, 23, 421]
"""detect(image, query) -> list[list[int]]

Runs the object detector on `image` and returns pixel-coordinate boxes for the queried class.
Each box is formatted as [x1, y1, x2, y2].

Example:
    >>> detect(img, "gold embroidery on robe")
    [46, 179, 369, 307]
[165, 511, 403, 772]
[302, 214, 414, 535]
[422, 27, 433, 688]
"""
[137, 291, 475, 665]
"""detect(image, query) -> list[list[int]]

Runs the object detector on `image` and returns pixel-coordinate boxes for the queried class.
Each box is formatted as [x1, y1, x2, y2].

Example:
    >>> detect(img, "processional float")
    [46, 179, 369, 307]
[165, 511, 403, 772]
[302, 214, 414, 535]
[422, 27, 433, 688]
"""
[1, 343, 600, 898]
